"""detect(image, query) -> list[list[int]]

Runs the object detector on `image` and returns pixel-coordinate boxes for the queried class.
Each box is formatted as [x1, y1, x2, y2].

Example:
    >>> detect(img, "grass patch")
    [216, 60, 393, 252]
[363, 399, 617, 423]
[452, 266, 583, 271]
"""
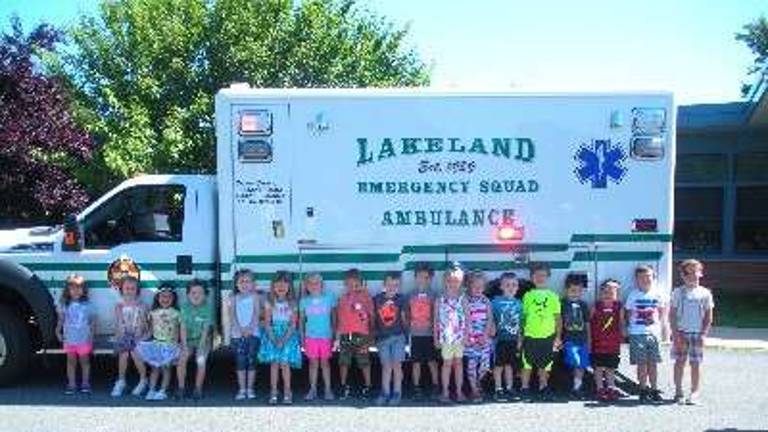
[714, 292, 768, 328]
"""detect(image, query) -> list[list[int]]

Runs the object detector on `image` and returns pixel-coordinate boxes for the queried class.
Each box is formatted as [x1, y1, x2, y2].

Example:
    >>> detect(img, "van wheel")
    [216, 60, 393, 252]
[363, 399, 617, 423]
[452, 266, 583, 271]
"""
[0, 305, 31, 386]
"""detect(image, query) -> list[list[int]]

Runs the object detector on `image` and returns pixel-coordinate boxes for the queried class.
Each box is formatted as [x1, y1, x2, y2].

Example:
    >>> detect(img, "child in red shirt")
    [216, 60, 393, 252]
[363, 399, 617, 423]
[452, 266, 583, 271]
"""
[335, 268, 374, 400]
[590, 279, 625, 401]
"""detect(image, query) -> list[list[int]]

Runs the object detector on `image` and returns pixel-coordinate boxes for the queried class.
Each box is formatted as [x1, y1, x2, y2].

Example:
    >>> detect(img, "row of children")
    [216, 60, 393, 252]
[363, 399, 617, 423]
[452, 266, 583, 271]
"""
[55, 259, 713, 405]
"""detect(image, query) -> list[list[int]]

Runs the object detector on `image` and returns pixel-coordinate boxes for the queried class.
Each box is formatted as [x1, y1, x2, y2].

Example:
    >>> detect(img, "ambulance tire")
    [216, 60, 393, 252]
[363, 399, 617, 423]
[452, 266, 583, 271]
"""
[0, 304, 31, 386]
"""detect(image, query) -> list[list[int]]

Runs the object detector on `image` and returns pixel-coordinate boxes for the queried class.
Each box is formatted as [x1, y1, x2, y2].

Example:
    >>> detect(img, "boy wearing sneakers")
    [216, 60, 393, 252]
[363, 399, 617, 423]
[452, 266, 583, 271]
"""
[519, 263, 562, 401]
[408, 263, 440, 400]
[373, 271, 409, 406]
[335, 269, 374, 400]
[561, 273, 590, 399]
[491, 272, 523, 402]
[670, 259, 714, 406]
[625, 265, 668, 403]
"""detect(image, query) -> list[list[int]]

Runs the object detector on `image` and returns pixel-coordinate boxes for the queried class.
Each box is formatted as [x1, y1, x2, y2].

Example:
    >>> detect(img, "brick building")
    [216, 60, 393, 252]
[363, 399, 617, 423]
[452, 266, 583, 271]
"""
[676, 85, 768, 293]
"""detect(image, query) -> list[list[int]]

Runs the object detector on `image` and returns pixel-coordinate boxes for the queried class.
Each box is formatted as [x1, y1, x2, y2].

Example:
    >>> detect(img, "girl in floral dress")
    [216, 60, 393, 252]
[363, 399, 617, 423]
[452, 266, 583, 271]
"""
[258, 271, 302, 404]
[464, 271, 495, 402]
[434, 265, 469, 403]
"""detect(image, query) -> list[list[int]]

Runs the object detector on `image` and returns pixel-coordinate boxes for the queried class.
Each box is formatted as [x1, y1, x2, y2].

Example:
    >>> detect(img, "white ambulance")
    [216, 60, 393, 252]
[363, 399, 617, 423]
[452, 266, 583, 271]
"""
[0, 86, 674, 384]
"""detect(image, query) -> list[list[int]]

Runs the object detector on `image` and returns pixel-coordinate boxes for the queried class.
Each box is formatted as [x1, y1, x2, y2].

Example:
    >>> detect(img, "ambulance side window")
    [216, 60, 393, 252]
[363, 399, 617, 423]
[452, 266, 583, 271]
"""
[82, 185, 186, 249]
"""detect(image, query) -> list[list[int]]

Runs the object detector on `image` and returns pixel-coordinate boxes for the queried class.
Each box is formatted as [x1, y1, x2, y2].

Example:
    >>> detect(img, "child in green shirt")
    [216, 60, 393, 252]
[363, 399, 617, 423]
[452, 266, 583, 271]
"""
[519, 263, 562, 401]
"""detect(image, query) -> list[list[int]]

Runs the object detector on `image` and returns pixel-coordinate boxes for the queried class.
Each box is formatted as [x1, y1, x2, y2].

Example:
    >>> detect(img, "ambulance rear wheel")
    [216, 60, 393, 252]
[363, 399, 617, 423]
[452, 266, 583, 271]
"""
[0, 305, 31, 386]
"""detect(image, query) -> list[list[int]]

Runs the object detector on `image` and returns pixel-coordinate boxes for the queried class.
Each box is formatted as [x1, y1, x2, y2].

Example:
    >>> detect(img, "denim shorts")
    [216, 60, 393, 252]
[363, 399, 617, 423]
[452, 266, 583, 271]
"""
[376, 334, 406, 364]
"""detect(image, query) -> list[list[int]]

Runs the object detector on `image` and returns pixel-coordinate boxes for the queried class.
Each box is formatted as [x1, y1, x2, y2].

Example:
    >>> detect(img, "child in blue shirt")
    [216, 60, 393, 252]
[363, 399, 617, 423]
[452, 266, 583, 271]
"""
[491, 272, 523, 402]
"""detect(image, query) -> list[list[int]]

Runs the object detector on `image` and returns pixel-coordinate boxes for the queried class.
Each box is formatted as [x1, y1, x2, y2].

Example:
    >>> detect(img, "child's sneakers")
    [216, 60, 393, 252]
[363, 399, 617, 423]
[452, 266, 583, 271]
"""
[323, 389, 335, 401]
[360, 386, 372, 401]
[110, 379, 126, 397]
[520, 387, 533, 402]
[374, 393, 389, 406]
[339, 384, 352, 400]
[540, 387, 555, 402]
[246, 388, 257, 400]
[192, 389, 204, 401]
[235, 389, 247, 401]
[454, 391, 467, 404]
[506, 387, 520, 402]
[638, 388, 649, 403]
[80, 384, 92, 395]
[304, 388, 317, 402]
[131, 379, 147, 397]
[64, 385, 76, 395]
[388, 392, 402, 406]
[470, 389, 483, 403]
[145, 389, 166, 401]
[606, 387, 621, 401]
[648, 388, 663, 403]
[493, 388, 506, 402]
[174, 388, 186, 401]
[685, 392, 701, 406]
[411, 386, 424, 401]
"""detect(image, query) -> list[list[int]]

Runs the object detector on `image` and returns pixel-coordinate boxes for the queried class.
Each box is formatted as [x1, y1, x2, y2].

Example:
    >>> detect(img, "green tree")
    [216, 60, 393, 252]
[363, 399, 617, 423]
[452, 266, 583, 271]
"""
[736, 16, 768, 96]
[62, 0, 429, 189]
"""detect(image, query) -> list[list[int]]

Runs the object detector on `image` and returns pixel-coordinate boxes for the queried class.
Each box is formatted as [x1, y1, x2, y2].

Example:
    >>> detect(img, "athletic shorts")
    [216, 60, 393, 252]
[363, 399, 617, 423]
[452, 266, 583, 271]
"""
[231, 336, 260, 371]
[494, 339, 518, 367]
[562, 340, 591, 370]
[592, 352, 620, 369]
[376, 334, 406, 364]
[410, 335, 438, 362]
[440, 343, 464, 360]
[628, 334, 662, 365]
[63, 342, 92, 356]
[521, 336, 555, 371]
[305, 337, 332, 360]
[671, 332, 704, 363]
[338, 333, 371, 367]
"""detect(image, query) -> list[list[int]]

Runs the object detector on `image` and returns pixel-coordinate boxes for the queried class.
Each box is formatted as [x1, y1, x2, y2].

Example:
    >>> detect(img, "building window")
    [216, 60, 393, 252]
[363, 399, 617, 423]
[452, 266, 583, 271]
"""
[676, 154, 728, 183]
[674, 187, 723, 253]
[736, 186, 768, 252]
[735, 152, 768, 182]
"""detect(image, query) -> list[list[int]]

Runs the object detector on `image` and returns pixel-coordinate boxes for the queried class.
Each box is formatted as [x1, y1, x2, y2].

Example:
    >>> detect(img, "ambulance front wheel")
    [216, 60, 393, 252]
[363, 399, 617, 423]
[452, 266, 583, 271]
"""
[0, 304, 31, 386]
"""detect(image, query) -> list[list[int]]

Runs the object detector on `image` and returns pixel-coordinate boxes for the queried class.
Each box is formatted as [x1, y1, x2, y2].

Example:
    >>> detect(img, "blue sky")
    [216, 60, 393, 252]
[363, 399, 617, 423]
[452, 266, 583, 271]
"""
[2, 0, 765, 104]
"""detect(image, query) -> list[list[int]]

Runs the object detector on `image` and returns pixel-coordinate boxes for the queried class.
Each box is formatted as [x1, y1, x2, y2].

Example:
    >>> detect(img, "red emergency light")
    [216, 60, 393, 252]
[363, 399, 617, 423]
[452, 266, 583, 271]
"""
[496, 224, 525, 242]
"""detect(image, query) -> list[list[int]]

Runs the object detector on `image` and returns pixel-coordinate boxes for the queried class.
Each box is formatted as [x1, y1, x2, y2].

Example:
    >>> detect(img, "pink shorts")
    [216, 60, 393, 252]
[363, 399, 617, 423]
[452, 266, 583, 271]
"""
[63, 343, 93, 356]
[304, 338, 332, 360]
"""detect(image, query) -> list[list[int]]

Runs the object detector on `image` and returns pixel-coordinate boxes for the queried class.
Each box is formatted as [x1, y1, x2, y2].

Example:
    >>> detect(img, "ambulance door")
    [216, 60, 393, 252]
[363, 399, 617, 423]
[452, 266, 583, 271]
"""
[229, 104, 293, 282]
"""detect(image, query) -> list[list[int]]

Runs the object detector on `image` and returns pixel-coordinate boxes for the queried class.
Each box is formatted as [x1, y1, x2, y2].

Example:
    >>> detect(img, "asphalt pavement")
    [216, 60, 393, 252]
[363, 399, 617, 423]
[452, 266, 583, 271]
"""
[1, 346, 767, 432]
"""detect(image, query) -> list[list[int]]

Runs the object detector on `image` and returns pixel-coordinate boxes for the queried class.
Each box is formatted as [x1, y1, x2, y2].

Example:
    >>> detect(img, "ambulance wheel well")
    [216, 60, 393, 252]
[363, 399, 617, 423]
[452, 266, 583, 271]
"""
[0, 262, 57, 349]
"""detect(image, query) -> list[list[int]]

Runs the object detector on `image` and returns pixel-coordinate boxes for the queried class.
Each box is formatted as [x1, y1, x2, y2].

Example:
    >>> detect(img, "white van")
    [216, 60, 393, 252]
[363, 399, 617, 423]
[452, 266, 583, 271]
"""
[0, 87, 675, 383]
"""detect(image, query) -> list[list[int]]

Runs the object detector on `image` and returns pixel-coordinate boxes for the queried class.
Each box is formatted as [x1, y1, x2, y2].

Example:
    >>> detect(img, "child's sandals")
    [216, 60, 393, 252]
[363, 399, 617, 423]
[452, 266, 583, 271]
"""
[304, 388, 317, 402]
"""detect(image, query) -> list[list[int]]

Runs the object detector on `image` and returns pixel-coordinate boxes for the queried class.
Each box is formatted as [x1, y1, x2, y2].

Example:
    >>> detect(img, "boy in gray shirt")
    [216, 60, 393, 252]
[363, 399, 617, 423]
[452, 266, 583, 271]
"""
[670, 259, 714, 406]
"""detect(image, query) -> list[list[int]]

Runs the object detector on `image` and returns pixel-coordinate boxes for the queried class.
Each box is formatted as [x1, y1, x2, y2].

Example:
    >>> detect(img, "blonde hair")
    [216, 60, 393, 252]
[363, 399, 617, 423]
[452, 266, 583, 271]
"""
[303, 272, 324, 295]
[678, 259, 703, 274]
[444, 265, 465, 282]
